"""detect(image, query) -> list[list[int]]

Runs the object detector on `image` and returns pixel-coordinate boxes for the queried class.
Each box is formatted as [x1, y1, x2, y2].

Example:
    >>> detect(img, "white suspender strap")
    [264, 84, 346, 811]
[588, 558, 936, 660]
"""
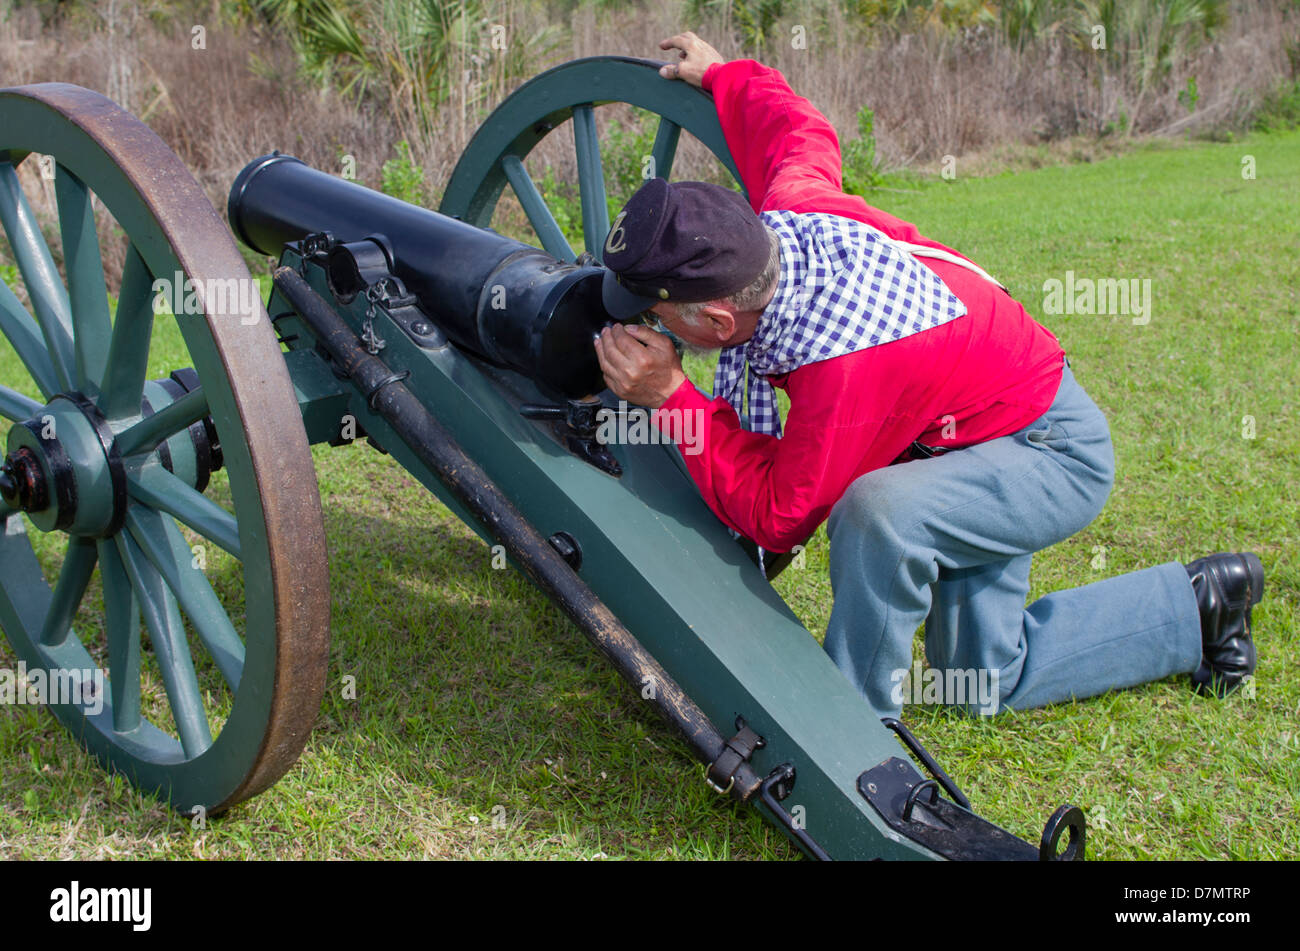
[891, 241, 1007, 291]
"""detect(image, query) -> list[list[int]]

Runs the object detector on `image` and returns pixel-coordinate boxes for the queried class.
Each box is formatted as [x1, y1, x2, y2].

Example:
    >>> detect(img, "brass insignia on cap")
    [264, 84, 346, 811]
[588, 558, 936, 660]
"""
[604, 210, 629, 255]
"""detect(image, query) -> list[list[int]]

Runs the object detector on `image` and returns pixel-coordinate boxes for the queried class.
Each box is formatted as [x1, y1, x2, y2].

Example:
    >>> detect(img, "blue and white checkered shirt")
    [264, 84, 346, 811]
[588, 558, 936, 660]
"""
[713, 210, 968, 437]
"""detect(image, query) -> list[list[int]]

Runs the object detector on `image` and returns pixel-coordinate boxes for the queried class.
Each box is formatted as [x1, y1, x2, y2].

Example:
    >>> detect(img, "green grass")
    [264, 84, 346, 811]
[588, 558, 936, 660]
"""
[2, 130, 1298, 860]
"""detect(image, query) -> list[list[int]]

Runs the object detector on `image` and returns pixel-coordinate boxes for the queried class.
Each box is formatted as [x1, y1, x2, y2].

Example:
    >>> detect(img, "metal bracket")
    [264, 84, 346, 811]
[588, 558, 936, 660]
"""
[519, 398, 622, 477]
[881, 716, 971, 809]
[758, 763, 832, 861]
[363, 277, 448, 352]
[295, 234, 448, 352]
[546, 531, 582, 571]
[299, 230, 334, 267]
[1040, 804, 1087, 861]
[869, 719, 1086, 861]
[858, 757, 1040, 861]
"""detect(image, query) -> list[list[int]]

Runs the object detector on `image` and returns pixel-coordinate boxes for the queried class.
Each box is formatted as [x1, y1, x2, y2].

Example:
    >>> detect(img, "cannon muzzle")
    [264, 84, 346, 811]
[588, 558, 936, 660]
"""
[228, 153, 613, 398]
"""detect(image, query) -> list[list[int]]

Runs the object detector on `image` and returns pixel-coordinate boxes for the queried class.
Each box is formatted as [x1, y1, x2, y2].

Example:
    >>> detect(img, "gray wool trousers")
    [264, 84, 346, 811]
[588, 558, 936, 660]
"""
[822, 359, 1204, 717]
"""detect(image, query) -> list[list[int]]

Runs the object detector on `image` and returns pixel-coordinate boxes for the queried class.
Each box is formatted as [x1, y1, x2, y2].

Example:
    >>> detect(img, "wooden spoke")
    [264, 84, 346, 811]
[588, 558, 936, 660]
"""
[127, 463, 242, 561]
[115, 387, 209, 457]
[0, 162, 76, 389]
[37, 536, 97, 648]
[99, 538, 142, 734]
[125, 506, 245, 691]
[649, 116, 681, 181]
[55, 162, 112, 391]
[502, 154, 575, 262]
[571, 104, 611, 260]
[98, 245, 156, 421]
[116, 530, 213, 759]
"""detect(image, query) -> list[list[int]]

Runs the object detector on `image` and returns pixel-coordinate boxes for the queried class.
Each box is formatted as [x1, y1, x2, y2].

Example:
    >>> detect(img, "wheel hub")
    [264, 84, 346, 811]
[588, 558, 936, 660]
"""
[148, 368, 223, 492]
[0, 446, 49, 512]
[2, 371, 227, 537]
[3, 393, 120, 535]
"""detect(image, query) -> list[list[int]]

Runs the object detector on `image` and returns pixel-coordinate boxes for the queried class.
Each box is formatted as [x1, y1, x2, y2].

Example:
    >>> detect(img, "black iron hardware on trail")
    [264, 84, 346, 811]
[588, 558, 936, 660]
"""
[858, 720, 1086, 861]
[882, 716, 971, 809]
[760, 764, 832, 861]
[520, 398, 623, 476]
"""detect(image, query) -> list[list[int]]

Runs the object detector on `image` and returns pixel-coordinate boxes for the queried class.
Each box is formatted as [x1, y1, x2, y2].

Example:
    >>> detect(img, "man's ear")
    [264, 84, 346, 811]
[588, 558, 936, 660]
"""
[700, 304, 736, 343]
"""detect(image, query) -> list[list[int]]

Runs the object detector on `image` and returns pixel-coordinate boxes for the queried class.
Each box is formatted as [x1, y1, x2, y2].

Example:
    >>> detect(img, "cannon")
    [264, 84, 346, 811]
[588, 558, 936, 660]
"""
[0, 58, 1085, 859]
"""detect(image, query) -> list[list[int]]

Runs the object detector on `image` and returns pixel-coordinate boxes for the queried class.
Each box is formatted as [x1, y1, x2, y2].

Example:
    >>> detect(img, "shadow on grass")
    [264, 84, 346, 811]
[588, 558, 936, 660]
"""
[306, 500, 776, 857]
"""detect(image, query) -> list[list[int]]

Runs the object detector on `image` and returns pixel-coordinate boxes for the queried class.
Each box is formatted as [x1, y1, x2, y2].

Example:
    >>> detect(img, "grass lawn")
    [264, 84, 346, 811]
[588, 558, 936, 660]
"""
[1, 129, 1296, 860]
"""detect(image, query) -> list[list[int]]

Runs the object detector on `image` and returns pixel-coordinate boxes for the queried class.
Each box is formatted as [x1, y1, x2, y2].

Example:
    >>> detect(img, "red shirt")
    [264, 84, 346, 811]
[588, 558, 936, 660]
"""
[656, 59, 1065, 552]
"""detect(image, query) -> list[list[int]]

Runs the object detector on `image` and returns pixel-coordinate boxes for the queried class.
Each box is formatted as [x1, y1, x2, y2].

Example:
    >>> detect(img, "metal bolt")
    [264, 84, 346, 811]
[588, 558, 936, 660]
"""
[0, 449, 49, 512]
[0, 462, 14, 503]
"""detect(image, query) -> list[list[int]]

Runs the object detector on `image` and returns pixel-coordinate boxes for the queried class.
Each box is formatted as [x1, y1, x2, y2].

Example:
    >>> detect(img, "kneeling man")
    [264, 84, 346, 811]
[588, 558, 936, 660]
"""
[594, 32, 1263, 717]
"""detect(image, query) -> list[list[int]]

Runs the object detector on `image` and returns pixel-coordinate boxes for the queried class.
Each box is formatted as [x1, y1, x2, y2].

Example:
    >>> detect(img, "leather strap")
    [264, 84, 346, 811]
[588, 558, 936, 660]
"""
[706, 720, 765, 793]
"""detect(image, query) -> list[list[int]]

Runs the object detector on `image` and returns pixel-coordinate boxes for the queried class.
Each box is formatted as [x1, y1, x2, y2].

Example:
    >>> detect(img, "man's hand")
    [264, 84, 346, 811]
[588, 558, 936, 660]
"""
[658, 32, 724, 88]
[594, 323, 688, 408]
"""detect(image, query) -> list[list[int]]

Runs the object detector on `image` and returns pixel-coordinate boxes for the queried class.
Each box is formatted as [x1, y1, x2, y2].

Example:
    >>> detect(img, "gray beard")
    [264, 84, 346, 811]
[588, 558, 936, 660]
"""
[659, 328, 719, 358]
[681, 339, 720, 358]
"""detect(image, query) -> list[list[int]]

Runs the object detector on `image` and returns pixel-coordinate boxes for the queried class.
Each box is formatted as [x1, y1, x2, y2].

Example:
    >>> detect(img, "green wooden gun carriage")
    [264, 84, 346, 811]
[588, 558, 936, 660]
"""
[0, 57, 1084, 860]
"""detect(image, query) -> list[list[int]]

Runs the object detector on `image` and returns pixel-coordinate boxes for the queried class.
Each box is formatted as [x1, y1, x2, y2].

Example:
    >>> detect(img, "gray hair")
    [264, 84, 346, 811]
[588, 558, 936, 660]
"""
[678, 227, 780, 325]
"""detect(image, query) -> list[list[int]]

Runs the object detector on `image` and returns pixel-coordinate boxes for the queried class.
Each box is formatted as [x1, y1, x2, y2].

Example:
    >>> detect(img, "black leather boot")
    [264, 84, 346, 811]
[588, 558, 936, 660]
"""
[1184, 552, 1264, 697]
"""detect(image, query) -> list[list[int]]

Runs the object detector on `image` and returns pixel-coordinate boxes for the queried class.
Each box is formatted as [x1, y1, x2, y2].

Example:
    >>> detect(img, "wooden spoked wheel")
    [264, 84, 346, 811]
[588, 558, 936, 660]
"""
[0, 83, 329, 814]
[440, 56, 744, 260]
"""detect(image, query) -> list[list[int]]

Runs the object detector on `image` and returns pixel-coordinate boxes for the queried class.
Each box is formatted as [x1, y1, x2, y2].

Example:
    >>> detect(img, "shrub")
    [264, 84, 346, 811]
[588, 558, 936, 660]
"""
[1253, 80, 1300, 132]
[842, 105, 883, 194]
[381, 141, 428, 206]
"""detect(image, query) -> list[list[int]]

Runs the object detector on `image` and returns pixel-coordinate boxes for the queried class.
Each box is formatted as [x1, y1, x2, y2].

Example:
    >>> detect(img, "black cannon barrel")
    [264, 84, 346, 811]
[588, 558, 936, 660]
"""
[228, 153, 611, 398]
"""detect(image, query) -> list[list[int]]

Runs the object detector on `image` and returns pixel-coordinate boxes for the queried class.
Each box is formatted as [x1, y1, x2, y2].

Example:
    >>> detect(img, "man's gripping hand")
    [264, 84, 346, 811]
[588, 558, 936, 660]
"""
[658, 32, 724, 88]
[594, 324, 688, 409]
